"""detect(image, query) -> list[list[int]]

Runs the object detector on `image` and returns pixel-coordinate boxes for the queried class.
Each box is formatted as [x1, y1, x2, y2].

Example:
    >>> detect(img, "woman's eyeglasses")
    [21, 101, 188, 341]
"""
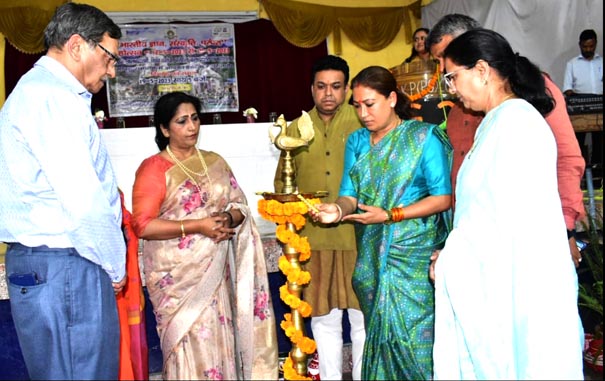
[442, 67, 467, 90]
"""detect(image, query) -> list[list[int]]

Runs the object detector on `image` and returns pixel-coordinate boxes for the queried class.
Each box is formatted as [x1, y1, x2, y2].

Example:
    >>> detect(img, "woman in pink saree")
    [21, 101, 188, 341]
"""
[132, 92, 278, 380]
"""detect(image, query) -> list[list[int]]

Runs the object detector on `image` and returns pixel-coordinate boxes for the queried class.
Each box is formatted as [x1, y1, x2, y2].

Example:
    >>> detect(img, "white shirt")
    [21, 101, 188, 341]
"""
[563, 53, 603, 94]
[0, 56, 126, 282]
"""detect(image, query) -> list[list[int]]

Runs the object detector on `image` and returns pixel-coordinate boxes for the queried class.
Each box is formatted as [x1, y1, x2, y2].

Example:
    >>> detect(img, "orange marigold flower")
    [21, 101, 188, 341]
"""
[287, 268, 300, 283]
[299, 301, 313, 317]
[297, 271, 311, 285]
[291, 330, 303, 343]
[408, 65, 441, 102]
[284, 357, 311, 380]
[282, 202, 294, 216]
[278, 256, 291, 273]
[290, 297, 301, 309]
[285, 326, 297, 337]
[300, 337, 317, 354]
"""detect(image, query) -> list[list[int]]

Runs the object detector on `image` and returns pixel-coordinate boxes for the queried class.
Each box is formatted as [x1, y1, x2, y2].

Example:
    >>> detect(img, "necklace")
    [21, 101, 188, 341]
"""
[467, 94, 515, 158]
[166, 145, 213, 193]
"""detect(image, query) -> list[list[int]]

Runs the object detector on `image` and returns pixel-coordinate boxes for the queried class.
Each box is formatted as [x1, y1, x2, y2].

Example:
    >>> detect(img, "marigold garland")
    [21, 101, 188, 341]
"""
[276, 225, 311, 261]
[258, 199, 317, 230]
[280, 284, 313, 317]
[279, 256, 312, 285]
[408, 63, 441, 102]
[258, 197, 319, 380]
[281, 313, 317, 354]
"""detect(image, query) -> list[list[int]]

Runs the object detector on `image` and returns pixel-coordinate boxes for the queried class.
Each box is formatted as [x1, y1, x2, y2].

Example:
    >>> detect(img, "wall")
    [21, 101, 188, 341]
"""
[328, 21, 421, 82]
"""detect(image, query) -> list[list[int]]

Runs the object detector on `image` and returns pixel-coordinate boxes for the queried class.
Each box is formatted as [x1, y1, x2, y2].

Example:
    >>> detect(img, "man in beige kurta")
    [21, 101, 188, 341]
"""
[274, 55, 365, 380]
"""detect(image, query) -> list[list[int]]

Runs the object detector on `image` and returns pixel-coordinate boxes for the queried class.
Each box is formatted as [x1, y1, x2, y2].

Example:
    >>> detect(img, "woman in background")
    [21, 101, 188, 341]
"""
[131, 91, 278, 380]
[404, 27, 431, 64]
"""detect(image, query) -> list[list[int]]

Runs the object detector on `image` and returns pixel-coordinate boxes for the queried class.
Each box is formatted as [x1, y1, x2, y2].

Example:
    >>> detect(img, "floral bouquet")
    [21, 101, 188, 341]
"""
[94, 109, 108, 128]
[243, 107, 258, 123]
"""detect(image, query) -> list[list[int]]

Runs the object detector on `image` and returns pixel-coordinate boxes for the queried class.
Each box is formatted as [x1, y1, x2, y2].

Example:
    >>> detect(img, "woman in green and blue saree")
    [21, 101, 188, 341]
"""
[311, 65, 452, 380]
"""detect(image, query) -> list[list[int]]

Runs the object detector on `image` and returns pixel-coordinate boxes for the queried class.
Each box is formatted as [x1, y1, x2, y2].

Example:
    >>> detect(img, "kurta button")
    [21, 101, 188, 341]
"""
[326, 151, 330, 156]
[20, 287, 27, 294]
[326, 171, 330, 175]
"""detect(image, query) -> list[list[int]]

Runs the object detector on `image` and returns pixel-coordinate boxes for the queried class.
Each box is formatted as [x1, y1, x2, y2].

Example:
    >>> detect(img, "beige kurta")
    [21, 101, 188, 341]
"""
[274, 105, 363, 316]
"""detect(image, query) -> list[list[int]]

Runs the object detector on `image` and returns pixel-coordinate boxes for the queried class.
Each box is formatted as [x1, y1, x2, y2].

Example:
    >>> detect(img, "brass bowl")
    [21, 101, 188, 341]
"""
[256, 191, 328, 202]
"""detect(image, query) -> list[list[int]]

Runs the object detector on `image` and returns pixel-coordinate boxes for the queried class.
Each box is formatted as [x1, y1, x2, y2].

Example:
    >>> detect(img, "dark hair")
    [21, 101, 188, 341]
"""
[311, 55, 350, 85]
[579, 29, 597, 42]
[154, 92, 203, 150]
[444, 28, 554, 115]
[44, 3, 121, 50]
[404, 27, 430, 63]
[426, 14, 481, 51]
[350, 66, 413, 120]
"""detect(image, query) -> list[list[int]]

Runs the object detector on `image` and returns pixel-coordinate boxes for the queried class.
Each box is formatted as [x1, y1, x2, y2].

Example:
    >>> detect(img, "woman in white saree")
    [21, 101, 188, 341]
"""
[432, 29, 584, 380]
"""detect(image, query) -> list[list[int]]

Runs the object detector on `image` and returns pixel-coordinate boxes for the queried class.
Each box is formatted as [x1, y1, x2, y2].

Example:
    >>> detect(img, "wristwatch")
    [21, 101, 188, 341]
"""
[567, 229, 576, 239]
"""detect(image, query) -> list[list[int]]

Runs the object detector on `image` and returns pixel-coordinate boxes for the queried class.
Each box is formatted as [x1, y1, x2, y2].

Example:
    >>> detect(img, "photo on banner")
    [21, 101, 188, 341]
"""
[106, 23, 239, 117]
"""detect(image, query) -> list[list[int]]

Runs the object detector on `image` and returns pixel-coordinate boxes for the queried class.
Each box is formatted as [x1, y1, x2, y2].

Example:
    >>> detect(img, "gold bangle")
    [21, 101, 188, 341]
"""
[179, 220, 186, 238]
[384, 209, 393, 225]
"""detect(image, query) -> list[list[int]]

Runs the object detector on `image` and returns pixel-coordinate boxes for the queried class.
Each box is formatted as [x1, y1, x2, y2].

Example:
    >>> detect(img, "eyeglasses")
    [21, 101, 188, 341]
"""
[95, 42, 120, 65]
[442, 67, 468, 91]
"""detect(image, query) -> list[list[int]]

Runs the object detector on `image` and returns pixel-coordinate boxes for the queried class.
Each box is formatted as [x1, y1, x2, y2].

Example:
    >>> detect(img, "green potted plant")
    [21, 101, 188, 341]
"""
[577, 216, 603, 373]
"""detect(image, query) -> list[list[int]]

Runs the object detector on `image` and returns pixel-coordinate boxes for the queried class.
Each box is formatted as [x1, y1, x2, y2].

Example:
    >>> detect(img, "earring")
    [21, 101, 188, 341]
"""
[483, 79, 488, 86]
[390, 103, 395, 107]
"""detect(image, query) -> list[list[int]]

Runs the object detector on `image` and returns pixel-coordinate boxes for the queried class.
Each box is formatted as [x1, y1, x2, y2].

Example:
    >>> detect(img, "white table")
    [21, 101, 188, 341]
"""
[100, 122, 281, 237]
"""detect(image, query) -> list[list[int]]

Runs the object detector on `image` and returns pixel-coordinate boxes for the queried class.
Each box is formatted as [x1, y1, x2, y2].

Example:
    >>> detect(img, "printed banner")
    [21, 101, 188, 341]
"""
[106, 24, 239, 117]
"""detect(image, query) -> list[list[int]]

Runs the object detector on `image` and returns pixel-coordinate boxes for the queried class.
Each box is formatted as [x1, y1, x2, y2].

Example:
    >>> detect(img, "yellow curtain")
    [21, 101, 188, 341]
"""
[261, 0, 421, 53]
[0, 0, 66, 105]
[0, 0, 66, 53]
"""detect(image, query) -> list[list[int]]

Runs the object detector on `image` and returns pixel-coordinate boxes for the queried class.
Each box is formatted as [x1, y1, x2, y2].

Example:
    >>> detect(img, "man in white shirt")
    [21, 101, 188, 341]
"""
[563, 29, 603, 165]
[0, 3, 126, 379]
[563, 29, 603, 96]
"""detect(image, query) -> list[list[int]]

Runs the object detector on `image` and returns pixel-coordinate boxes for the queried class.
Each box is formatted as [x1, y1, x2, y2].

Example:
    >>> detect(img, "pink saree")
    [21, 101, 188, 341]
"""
[132, 151, 278, 380]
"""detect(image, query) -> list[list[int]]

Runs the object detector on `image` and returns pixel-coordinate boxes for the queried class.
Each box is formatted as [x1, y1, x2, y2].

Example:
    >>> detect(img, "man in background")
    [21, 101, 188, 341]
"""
[563, 29, 603, 97]
[426, 14, 585, 267]
[0, 3, 126, 379]
[563, 29, 603, 165]
[274, 55, 365, 380]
